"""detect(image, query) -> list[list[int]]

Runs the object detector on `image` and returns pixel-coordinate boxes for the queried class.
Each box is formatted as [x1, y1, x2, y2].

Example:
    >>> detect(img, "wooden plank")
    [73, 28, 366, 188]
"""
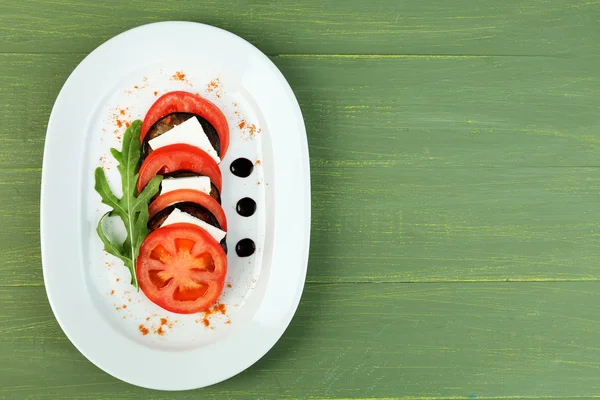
[2, 54, 600, 169]
[5, 165, 600, 285]
[0, 169, 40, 286]
[3, 283, 600, 398]
[1, 0, 598, 56]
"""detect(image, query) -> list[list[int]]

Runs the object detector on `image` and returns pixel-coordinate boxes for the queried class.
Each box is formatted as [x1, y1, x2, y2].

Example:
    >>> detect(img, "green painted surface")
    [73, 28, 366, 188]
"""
[1, 0, 600, 398]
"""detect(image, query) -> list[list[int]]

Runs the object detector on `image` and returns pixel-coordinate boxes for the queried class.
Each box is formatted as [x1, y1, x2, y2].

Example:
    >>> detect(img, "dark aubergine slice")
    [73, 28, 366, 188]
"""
[141, 112, 221, 162]
[148, 201, 227, 253]
[161, 170, 221, 204]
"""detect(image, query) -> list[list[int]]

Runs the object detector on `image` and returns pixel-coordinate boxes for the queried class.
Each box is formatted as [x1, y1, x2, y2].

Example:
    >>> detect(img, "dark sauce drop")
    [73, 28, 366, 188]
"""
[230, 158, 254, 178]
[235, 239, 256, 257]
[236, 197, 257, 217]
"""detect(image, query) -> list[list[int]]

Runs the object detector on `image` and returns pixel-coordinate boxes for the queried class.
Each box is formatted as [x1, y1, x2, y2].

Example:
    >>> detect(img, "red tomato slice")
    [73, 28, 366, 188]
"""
[137, 144, 222, 194]
[141, 91, 230, 157]
[149, 189, 228, 231]
[137, 223, 227, 314]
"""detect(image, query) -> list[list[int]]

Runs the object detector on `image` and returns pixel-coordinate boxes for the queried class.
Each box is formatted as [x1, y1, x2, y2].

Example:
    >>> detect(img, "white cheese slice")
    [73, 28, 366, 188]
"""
[161, 208, 226, 242]
[148, 116, 220, 163]
[161, 176, 211, 195]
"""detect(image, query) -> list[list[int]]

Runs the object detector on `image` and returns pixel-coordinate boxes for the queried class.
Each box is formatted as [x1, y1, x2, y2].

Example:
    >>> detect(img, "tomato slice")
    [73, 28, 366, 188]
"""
[141, 91, 230, 157]
[137, 223, 227, 314]
[137, 144, 222, 194]
[149, 189, 227, 231]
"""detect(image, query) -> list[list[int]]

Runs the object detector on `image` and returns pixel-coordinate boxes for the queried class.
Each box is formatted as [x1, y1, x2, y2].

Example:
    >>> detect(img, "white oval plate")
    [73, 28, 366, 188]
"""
[41, 21, 310, 391]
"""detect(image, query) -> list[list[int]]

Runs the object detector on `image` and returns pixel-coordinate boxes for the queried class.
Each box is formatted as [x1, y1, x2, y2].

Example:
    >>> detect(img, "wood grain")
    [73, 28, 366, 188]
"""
[1, 0, 598, 56]
[2, 2, 600, 397]
[3, 283, 600, 399]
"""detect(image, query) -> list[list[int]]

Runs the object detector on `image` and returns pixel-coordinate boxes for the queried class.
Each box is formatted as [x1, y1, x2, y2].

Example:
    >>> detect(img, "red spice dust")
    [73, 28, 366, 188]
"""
[154, 91, 158, 96]
[139, 325, 149, 335]
[198, 303, 228, 328]
[238, 121, 261, 140]
[172, 71, 186, 81]
[247, 123, 260, 137]
[122, 304, 127, 309]
[213, 303, 227, 314]
[206, 78, 222, 98]
[134, 85, 139, 89]
[116, 278, 120, 282]
[98, 155, 110, 171]
[153, 317, 172, 336]
[111, 107, 130, 137]
[255, 160, 261, 165]
[227, 283, 232, 288]
[207, 78, 219, 91]
[110, 290, 114, 295]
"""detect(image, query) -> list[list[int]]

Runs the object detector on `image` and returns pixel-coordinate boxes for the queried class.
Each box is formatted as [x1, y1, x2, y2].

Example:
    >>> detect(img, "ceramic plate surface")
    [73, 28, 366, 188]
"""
[41, 21, 310, 390]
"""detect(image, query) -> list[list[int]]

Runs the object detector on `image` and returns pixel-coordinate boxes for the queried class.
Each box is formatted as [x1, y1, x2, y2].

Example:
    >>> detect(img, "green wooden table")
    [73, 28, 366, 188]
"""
[2, 1, 600, 398]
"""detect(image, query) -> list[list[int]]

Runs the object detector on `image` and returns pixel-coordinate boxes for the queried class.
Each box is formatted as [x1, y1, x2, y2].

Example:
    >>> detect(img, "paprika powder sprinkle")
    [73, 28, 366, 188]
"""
[206, 78, 222, 98]
[172, 71, 186, 81]
[153, 317, 172, 336]
[197, 303, 228, 327]
[139, 324, 149, 335]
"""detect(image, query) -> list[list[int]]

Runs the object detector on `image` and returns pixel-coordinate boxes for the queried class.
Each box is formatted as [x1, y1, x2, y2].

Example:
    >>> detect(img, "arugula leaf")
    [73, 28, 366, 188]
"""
[94, 120, 162, 288]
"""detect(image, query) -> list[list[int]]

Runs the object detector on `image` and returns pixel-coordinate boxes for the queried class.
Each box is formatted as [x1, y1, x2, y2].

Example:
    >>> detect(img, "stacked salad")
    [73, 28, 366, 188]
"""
[95, 91, 230, 314]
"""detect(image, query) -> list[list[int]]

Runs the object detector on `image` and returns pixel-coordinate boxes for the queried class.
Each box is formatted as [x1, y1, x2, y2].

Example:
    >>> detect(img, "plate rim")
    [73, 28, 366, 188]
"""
[40, 21, 310, 390]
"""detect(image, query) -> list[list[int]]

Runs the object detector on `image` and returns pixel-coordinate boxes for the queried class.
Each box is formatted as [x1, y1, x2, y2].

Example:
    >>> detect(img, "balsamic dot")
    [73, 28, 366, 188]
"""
[236, 197, 257, 217]
[235, 239, 256, 257]
[230, 158, 254, 178]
